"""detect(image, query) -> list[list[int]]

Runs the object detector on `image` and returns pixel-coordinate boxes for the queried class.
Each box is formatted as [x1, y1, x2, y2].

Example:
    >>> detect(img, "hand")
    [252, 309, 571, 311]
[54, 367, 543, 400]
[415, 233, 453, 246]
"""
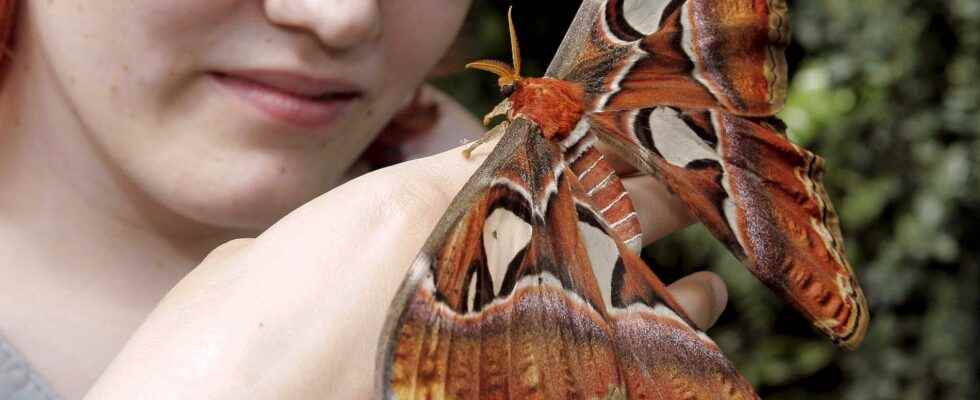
[85, 97, 728, 400]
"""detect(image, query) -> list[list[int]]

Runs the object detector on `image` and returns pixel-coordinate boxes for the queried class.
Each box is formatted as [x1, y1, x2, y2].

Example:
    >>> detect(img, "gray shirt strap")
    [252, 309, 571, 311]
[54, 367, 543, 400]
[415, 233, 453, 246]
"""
[0, 335, 61, 400]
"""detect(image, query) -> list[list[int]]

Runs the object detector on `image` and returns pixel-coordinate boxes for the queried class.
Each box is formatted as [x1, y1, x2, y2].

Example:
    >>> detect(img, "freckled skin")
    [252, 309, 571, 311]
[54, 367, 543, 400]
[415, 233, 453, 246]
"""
[508, 78, 585, 140]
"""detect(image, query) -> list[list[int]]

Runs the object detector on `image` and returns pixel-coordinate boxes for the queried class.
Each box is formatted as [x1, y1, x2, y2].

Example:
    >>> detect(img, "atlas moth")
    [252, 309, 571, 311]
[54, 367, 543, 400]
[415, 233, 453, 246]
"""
[376, 1, 869, 398]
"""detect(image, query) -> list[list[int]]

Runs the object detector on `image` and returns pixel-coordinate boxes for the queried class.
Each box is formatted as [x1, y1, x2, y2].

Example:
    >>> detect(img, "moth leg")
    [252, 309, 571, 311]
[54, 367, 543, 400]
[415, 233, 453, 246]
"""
[481, 98, 512, 126]
[462, 120, 509, 159]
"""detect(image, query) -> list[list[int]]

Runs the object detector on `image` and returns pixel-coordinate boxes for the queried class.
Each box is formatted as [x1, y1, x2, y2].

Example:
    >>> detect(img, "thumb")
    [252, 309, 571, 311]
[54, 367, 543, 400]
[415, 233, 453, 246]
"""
[666, 271, 729, 331]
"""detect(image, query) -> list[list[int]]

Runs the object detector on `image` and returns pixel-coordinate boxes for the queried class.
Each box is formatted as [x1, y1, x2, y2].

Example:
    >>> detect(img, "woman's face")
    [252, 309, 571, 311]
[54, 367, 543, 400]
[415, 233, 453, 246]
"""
[20, 0, 470, 230]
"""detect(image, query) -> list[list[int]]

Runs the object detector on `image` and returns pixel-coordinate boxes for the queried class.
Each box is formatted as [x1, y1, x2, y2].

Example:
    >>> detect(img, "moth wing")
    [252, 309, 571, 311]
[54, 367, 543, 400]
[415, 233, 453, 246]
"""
[565, 152, 759, 400]
[547, 0, 868, 348]
[589, 108, 869, 349]
[375, 119, 535, 399]
[377, 118, 757, 399]
[546, 0, 679, 80]
[547, 0, 788, 116]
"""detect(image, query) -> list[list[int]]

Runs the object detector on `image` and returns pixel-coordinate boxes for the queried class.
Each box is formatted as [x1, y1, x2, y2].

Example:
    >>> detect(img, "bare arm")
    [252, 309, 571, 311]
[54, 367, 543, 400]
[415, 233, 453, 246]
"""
[85, 89, 726, 399]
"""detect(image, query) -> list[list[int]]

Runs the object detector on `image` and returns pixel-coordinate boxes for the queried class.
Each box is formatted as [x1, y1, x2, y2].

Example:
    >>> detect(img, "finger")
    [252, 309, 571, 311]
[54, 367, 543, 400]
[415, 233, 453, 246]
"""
[595, 141, 636, 175]
[621, 174, 694, 246]
[405, 133, 501, 202]
[666, 271, 729, 331]
[593, 141, 694, 245]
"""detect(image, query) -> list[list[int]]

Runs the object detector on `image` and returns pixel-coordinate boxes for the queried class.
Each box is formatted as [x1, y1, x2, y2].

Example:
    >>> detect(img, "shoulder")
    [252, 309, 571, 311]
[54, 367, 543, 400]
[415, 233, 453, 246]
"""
[397, 85, 485, 161]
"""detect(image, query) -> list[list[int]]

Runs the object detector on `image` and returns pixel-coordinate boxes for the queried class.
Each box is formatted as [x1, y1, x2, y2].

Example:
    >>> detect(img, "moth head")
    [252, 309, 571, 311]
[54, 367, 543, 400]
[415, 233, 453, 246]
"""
[499, 81, 518, 97]
[465, 6, 523, 98]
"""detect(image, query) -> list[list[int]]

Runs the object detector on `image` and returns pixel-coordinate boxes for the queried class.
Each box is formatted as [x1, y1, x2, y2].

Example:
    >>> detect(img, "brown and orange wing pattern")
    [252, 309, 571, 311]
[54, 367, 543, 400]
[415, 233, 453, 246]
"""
[376, 118, 758, 399]
[546, 0, 788, 116]
[545, 0, 868, 348]
[589, 108, 868, 349]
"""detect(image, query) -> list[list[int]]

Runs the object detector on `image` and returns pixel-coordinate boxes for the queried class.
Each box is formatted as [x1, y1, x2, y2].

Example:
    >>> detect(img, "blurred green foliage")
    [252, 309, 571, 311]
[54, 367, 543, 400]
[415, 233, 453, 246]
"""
[435, 1, 978, 399]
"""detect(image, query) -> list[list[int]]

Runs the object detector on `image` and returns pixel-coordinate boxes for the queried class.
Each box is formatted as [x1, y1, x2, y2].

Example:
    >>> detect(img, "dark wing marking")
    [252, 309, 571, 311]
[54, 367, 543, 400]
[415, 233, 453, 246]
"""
[546, 0, 867, 349]
[376, 118, 612, 399]
[568, 161, 758, 400]
[377, 118, 758, 399]
[546, 0, 789, 116]
[547, 0, 677, 79]
[589, 107, 870, 349]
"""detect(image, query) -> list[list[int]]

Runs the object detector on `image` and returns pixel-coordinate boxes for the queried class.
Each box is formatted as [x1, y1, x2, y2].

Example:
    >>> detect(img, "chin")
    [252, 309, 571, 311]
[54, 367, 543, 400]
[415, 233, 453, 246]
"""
[153, 153, 339, 233]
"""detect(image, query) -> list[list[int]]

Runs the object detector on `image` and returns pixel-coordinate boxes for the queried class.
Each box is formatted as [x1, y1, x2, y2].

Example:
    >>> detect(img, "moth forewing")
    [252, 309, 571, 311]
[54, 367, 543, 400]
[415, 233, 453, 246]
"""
[545, 0, 868, 348]
[377, 118, 758, 399]
[379, 0, 869, 397]
[374, 120, 532, 399]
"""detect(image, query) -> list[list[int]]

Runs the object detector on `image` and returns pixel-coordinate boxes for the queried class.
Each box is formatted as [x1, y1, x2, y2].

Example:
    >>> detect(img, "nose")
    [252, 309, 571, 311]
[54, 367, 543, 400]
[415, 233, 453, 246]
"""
[264, 0, 382, 51]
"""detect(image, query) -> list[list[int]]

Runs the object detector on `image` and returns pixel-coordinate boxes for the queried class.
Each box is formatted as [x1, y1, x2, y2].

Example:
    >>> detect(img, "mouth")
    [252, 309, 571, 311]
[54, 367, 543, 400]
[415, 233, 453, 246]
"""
[209, 70, 364, 130]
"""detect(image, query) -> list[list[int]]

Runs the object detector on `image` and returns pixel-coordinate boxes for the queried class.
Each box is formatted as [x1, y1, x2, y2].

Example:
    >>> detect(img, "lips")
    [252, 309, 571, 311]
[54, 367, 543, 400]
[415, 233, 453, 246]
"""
[210, 70, 363, 130]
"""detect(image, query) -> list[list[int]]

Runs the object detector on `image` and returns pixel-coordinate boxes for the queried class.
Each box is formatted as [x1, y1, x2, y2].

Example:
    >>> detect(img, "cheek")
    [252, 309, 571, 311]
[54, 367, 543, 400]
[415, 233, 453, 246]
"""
[23, 0, 470, 231]
[369, 2, 469, 148]
[381, 2, 469, 85]
[24, 1, 343, 230]
[28, 1, 231, 132]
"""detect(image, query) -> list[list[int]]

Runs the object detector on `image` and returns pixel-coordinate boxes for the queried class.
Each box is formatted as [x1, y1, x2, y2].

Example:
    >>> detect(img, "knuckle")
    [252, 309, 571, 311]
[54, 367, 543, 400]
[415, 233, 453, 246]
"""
[381, 177, 452, 225]
[335, 153, 472, 247]
[365, 161, 456, 222]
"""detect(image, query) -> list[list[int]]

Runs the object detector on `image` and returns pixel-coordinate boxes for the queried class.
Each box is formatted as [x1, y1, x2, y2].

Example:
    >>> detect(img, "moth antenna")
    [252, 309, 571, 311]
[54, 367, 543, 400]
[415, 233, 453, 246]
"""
[507, 6, 522, 78]
[465, 59, 516, 80]
[465, 7, 524, 92]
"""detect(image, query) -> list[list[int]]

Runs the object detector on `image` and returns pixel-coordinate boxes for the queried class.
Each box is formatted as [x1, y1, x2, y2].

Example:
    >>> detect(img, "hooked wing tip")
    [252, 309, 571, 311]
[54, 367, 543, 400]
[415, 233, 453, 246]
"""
[832, 287, 871, 351]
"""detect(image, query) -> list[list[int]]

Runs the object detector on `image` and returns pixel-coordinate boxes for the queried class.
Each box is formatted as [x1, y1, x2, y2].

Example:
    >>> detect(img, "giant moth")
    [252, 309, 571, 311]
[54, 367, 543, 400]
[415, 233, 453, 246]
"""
[376, 1, 869, 398]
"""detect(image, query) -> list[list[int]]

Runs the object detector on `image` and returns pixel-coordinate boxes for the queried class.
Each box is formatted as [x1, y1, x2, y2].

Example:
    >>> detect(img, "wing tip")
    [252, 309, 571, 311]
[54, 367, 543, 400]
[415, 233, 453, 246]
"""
[835, 288, 871, 351]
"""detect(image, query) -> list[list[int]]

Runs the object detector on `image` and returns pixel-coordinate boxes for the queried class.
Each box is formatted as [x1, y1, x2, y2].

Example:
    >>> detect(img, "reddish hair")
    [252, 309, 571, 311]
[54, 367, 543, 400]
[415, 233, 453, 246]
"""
[0, 0, 16, 82]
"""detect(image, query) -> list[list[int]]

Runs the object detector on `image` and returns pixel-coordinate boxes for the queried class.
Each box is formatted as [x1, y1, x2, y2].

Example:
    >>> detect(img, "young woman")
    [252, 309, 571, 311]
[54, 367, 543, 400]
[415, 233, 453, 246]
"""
[0, 1, 728, 398]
